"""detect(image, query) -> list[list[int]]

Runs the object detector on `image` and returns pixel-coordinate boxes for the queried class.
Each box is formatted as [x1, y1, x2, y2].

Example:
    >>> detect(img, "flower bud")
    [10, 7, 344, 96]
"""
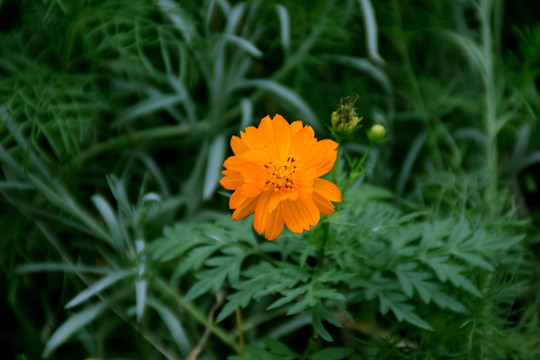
[368, 124, 386, 142]
[331, 94, 363, 134]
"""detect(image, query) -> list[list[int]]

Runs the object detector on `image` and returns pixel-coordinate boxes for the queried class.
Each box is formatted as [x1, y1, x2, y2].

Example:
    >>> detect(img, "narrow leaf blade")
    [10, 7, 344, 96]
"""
[43, 302, 107, 358]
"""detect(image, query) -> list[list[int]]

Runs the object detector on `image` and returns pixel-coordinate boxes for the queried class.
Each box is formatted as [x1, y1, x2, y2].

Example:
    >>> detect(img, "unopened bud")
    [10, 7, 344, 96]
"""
[331, 94, 363, 134]
[368, 124, 386, 142]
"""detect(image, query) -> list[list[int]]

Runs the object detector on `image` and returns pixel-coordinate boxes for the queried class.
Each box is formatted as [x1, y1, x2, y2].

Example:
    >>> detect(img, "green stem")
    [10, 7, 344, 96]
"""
[319, 220, 330, 262]
[480, 0, 498, 202]
[235, 307, 245, 356]
[358, 142, 373, 170]
[341, 142, 373, 195]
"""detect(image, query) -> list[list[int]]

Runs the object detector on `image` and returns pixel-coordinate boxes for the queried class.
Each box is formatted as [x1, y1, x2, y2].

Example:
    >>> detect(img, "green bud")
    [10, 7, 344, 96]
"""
[331, 94, 363, 134]
[368, 124, 386, 142]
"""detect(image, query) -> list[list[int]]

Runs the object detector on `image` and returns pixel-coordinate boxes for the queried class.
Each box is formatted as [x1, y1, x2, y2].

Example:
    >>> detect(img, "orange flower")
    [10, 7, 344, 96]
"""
[220, 114, 342, 240]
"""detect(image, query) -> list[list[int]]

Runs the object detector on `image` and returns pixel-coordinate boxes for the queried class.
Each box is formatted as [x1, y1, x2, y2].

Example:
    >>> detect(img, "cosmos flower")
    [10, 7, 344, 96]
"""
[220, 114, 342, 240]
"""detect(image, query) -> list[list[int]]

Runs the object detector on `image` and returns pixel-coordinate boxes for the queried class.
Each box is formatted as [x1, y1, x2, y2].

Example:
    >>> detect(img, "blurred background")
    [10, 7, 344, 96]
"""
[1, 0, 539, 358]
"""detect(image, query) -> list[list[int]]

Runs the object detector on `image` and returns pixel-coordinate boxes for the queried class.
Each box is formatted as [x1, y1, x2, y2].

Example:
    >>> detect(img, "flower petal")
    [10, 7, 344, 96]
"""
[232, 194, 259, 220]
[240, 150, 270, 169]
[313, 178, 342, 202]
[264, 204, 285, 240]
[290, 121, 304, 137]
[301, 139, 338, 177]
[268, 189, 298, 213]
[231, 135, 248, 155]
[229, 189, 246, 209]
[283, 198, 320, 232]
[236, 152, 267, 185]
[253, 190, 273, 235]
[294, 167, 315, 199]
[222, 155, 244, 171]
[220, 169, 243, 190]
[240, 115, 274, 152]
[282, 201, 304, 233]
[271, 114, 291, 159]
[239, 182, 264, 198]
[239, 126, 259, 151]
[258, 115, 273, 139]
[298, 198, 320, 228]
[312, 191, 336, 215]
[289, 125, 316, 161]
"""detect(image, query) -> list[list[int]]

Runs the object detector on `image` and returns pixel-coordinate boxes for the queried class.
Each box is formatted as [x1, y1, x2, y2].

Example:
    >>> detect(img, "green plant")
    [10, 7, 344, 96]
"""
[1, 0, 540, 359]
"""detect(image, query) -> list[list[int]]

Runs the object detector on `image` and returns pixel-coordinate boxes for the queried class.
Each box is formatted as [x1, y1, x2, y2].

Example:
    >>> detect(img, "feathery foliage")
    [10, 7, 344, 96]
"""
[1, 0, 539, 359]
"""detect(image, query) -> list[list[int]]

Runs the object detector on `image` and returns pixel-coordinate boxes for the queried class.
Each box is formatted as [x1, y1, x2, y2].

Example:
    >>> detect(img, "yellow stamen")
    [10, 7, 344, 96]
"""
[265, 157, 297, 191]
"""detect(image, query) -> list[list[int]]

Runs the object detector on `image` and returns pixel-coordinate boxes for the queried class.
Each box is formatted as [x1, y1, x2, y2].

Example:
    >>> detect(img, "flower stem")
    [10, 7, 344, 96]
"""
[480, 0, 499, 204]
[341, 142, 373, 195]
[236, 307, 245, 356]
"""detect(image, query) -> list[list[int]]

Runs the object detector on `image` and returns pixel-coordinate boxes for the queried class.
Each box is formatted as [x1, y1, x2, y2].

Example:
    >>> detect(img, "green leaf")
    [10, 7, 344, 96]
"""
[176, 244, 222, 275]
[400, 270, 430, 301]
[444, 31, 488, 79]
[448, 219, 472, 247]
[419, 219, 453, 251]
[423, 257, 482, 297]
[204, 253, 245, 283]
[217, 295, 246, 323]
[312, 287, 347, 303]
[316, 269, 354, 283]
[91, 194, 124, 250]
[261, 337, 299, 357]
[203, 134, 226, 200]
[358, 0, 385, 65]
[16, 262, 111, 275]
[377, 291, 433, 331]
[222, 34, 263, 58]
[490, 234, 525, 250]
[395, 305, 433, 331]
[235, 79, 320, 131]
[147, 298, 190, 356]
[396, 271, 414, 298]
[431, 290, 468, 314]
[115, 94, 183, 126]
[312, 301, 342, 342]
[261, 263, 311, 310]
[65, 270, 133, 309]
[423, 257, 453, 282]
[275, 5, 290, 54]
[135, 279, 147, 322]
[183, 267, 228, 302]
[452, 252, 495, 271]
[286, 295, 312, 316]
[43, 302, 107, 358]
[446, 270, 483, 298]
[395, 268, 468, 313]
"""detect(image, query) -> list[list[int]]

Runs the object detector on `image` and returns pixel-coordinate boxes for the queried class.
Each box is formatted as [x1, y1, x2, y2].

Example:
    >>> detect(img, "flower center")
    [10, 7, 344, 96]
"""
[264, 157, 297, 191]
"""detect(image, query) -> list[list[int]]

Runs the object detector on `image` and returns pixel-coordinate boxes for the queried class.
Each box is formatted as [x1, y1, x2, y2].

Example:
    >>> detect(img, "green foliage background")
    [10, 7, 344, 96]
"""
[1, 0, 540, 359]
